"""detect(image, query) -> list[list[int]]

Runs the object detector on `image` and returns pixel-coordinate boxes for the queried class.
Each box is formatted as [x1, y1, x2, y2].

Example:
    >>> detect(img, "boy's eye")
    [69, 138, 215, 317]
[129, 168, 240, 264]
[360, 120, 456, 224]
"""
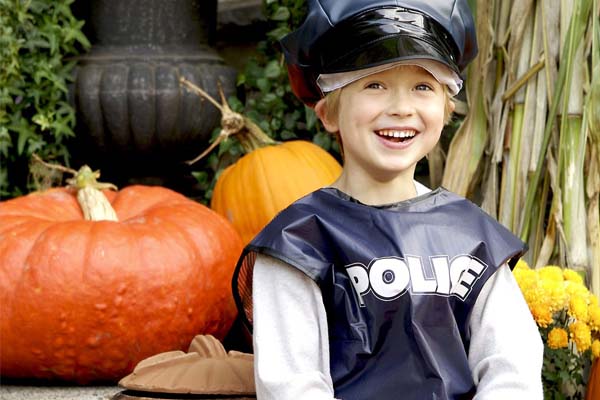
[365, 82, 385, 90]
[415, 83, 434, 91]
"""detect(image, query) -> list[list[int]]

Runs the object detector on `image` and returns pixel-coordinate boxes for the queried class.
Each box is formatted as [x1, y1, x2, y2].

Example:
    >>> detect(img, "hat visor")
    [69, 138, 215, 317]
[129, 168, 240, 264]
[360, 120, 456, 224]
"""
[320, 33, 460, 77]
[316, 59, 462, 96]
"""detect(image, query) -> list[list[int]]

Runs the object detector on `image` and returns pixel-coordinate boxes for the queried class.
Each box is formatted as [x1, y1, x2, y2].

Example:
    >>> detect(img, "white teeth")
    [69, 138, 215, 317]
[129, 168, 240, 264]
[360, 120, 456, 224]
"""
[377, 129, 416, 138]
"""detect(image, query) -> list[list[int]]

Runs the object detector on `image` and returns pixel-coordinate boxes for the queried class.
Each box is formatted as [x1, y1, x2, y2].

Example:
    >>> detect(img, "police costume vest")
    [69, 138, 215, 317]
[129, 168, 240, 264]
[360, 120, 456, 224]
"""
[233, 187, 526, 400]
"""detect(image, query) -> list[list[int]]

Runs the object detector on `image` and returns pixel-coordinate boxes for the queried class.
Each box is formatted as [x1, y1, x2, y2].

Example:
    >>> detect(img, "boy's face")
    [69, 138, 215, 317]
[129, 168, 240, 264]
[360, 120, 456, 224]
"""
[317, 65, 452, 183]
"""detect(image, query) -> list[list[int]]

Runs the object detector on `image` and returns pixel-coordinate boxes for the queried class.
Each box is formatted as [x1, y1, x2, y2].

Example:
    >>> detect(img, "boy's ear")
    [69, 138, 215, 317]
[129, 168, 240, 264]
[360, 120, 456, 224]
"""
[449, 99, 456, 113]
[314, 98, 339, 133]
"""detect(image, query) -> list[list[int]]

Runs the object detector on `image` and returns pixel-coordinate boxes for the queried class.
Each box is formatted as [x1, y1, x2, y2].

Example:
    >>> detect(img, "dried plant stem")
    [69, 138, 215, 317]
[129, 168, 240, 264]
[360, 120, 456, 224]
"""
[31, 154, 118, 222]
[179, 77, 277, 165]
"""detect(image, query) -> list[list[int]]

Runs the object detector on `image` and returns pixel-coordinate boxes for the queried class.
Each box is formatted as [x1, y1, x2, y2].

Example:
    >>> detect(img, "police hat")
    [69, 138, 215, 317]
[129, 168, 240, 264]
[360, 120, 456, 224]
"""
[280, 0, 478, 106]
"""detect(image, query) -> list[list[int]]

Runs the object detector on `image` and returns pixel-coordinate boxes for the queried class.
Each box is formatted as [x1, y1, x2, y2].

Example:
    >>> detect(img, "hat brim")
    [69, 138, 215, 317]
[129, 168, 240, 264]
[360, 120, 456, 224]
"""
[316, 59, 463, 96]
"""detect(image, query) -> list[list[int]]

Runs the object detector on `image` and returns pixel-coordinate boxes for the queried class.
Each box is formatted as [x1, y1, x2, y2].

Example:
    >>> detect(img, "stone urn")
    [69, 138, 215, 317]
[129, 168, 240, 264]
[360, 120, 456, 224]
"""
[71, 0, 237, 189]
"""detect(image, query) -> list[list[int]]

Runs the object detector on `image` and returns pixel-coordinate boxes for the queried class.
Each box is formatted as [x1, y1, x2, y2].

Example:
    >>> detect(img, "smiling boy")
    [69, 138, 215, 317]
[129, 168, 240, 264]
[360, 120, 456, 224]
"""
[315, 64, 453, 204]
[232, 1, 544, 399]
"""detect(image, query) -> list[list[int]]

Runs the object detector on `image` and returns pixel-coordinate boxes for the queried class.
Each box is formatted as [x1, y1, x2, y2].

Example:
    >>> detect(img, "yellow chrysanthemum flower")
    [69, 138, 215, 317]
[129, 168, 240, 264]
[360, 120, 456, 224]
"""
[569, 321, 592, 352]
[542, 278, 568, 312]
[547, 328, 569, 349]
[514, 268, 537, 290]
[569, 295, 589, 323]
[565, 280, 589, 298]
[515, 259, 530, 270]
[539, 266, 564, 282]
[592, 340, 600, 358]
[589, 304, 600, 331]
[514, 271, 541, 307]
[531, 301, 554, 327]
[563, 268, 584, 285]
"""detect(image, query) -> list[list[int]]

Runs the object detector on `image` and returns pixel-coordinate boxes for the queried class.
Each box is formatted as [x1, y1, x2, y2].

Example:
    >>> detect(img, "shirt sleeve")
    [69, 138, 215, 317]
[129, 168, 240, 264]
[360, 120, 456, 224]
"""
[252, 253, 339, 400]
[469, 263, 544, 399]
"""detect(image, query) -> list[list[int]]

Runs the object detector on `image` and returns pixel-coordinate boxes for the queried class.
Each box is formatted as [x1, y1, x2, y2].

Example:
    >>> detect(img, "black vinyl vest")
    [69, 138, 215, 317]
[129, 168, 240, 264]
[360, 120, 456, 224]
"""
[233, 187, 526, 400]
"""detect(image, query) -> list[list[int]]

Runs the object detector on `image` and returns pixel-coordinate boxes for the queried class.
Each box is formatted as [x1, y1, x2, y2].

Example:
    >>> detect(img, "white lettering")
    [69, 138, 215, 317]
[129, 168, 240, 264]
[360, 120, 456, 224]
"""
[345, 254, 488, 306]
[431, 256, 451, 295]
[369, 257, 410, 300]
[407, 255, 437, 293]
[346, 263, 369, 306]
[450, 255, 487, 299]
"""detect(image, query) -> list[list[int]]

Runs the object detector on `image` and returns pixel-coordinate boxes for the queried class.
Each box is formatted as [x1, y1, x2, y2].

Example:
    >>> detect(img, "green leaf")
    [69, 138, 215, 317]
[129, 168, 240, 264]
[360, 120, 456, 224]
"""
[267, 26, 291, 41]
[305, 106, 317, 131]
[256, 77, 271, 93]
[280, 130, 297, 140]
[313, 131, 332, 150]
[16, 130, 30, 155]
[227, 96, 244, 112]
[284, 111, 299, 130]
[264, 60, 281, 79]
[191, 171, 209, 185]
[32, 113, 51, 130]
[262, 93, 278, 105]
[271, 6, 290, 21]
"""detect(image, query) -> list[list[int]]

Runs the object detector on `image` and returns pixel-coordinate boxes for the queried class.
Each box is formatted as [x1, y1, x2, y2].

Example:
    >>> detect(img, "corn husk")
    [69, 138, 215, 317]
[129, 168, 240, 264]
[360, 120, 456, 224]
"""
[585, 0, 600, 296]
[442, 0, 596, 284]
[442, 0, 495, 196]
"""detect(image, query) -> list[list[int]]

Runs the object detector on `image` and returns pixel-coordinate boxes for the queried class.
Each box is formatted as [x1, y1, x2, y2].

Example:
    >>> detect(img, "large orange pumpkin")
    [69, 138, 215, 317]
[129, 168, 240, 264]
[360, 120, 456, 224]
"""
[211, 140, 341, 243]
[0, 183, 243, 383]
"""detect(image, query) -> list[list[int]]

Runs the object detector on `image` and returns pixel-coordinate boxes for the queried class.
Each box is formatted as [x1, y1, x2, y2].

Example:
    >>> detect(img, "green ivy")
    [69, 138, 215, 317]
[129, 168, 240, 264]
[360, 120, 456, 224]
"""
[192, 0, 343, 205]
[239, 0, 337, 149]
[0, 0, 90, 198]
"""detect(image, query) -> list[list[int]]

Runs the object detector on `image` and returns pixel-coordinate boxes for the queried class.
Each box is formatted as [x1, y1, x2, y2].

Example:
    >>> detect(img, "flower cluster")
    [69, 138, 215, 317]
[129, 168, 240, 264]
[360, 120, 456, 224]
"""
[513, 260, 600, 398]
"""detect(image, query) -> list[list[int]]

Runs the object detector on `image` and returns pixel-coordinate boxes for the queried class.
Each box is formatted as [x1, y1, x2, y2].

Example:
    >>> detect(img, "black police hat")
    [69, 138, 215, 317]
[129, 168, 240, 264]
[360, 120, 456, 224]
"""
[280, 0, 478, 106]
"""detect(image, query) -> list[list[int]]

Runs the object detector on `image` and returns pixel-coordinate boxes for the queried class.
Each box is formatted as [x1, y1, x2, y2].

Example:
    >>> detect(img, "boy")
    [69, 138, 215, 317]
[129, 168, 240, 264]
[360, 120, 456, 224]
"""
[233, 1, 544, 399]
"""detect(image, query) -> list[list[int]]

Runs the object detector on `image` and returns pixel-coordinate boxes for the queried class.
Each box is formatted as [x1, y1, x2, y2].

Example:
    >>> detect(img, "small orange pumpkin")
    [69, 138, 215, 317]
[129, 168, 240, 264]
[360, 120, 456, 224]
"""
[211, 140, 341, 243]
[0, 166, 243, 383]
[181, 78, 342, 244]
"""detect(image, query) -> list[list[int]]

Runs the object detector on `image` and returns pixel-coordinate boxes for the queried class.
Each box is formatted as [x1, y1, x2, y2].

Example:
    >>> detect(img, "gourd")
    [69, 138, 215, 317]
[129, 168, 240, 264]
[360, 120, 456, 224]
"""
[0, 162, 243, 383]
[181, 78, 342, 244]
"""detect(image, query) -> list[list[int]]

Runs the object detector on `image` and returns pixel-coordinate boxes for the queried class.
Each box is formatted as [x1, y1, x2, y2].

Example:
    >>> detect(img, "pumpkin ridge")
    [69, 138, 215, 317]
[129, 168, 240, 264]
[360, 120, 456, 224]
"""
[110, 186, 197, 220]
[0, 189, 82, 220]
[290, 141, 340, 179]
[254, 149, 280, 221]
[0, 217, 52, 237]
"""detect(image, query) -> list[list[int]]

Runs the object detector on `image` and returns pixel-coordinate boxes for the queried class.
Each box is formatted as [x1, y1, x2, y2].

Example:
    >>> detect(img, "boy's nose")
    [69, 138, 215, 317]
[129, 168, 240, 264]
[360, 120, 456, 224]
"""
[386, 91, 414, 117]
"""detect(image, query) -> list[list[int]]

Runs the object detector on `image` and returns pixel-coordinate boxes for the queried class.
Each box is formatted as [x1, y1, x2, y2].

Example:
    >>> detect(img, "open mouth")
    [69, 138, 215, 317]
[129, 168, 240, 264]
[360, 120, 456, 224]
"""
[375, 129, 417, 143]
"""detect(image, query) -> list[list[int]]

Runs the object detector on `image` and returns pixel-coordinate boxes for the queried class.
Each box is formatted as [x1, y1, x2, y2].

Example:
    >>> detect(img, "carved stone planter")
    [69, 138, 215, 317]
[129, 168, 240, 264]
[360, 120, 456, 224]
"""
[71, 0, 236, 184]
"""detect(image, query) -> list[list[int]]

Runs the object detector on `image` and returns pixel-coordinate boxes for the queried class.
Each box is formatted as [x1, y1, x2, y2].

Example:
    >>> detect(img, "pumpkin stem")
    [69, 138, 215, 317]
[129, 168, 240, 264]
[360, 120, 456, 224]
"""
[32, 154, 119, 222]
[179, 77, 278, 165]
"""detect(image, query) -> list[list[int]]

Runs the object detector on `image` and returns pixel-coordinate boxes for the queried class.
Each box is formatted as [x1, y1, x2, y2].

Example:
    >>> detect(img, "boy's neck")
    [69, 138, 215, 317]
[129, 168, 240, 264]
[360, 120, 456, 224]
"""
[331, 170, 418, 205]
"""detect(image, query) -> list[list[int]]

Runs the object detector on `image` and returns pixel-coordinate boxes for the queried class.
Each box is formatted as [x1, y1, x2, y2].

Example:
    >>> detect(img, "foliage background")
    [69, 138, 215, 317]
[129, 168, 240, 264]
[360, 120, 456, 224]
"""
[191, 0, 332, 203]
[0, 0, 90, 198]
